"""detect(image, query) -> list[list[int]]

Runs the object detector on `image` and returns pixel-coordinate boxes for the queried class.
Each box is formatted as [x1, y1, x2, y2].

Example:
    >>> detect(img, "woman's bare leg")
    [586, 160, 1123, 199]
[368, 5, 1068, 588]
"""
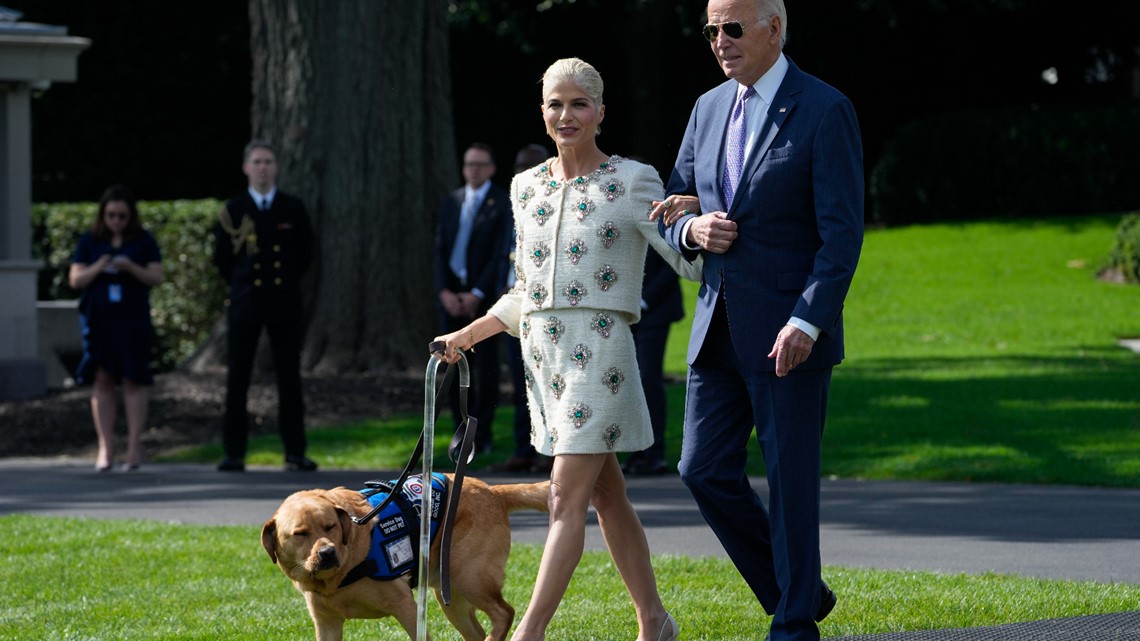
[121, 378, 148, 467]
[592, 453, 671, 641]
[509, 454, 605, 641]
[90, 369, 117, 469]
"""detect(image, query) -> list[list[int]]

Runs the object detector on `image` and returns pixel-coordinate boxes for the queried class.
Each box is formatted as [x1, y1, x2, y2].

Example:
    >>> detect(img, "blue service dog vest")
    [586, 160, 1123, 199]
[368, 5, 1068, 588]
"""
[340, 473, 449, 587]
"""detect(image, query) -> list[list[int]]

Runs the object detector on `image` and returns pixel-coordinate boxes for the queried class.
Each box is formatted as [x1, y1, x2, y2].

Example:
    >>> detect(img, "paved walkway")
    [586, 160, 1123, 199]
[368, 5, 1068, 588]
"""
[2, 458, 1138, 639]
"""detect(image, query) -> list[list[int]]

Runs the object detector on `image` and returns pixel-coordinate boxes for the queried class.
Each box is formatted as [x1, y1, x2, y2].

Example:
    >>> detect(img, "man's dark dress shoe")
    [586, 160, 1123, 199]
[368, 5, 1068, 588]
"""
[817, 583, 837, 622]
[763, 584, 837, 639]
[217, 458, 245, 472]
[284, 455, 319, 472]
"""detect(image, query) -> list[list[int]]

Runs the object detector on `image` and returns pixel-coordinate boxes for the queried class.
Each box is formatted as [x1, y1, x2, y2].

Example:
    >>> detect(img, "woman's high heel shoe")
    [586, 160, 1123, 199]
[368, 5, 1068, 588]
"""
[655, 612, 678, 641]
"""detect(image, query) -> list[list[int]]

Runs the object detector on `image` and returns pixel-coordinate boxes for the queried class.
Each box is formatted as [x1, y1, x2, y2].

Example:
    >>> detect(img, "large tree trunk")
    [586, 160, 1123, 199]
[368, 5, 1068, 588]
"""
[248, 0, 455, 373]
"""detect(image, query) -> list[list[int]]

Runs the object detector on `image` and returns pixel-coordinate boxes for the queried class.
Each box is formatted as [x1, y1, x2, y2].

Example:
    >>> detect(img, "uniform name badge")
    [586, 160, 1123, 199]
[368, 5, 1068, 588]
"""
[108, 284, 123, 303]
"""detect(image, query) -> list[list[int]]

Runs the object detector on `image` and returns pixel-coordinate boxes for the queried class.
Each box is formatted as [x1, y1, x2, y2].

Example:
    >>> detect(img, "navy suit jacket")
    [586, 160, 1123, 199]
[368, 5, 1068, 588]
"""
[662, 57, 863, 373]
[433, 183, 512, 305]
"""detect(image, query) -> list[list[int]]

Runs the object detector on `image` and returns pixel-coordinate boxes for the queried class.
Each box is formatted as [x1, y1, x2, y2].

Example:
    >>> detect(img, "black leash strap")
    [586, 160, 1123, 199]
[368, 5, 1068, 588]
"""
[350, 352, 457, 526]
[350, 341, 478, 608]
[439, 412, 477, 604]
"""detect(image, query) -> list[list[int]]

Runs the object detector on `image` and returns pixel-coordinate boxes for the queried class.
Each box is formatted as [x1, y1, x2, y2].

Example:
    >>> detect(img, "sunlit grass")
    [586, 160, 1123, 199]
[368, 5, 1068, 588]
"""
[1, 515, 1137, 641]
[163, 215, 1140, 488]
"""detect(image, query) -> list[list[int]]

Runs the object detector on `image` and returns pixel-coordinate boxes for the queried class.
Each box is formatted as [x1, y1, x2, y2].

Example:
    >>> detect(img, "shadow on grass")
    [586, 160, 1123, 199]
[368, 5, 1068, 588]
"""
[826, 349, 1140, 487]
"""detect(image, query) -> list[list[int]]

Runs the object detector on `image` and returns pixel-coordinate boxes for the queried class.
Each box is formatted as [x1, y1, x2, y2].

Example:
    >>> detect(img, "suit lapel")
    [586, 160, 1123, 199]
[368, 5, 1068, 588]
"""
[700, 82, 737, 214]
[731, 63, 804, 216]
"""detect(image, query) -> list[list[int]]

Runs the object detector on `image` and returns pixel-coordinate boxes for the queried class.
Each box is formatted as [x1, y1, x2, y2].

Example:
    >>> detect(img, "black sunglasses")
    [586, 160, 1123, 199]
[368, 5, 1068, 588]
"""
[702, 21, 745, 42]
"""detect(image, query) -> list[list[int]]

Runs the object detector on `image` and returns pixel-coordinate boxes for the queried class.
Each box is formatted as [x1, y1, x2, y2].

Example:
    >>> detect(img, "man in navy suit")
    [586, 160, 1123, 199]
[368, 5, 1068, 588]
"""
[652, 1, 863, 639]
[623, 248, 685, 476]
[434, 143, 512, 453]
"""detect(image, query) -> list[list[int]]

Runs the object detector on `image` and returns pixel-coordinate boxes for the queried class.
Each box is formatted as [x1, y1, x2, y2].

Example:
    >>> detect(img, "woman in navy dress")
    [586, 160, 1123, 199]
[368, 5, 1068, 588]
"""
[69, 185, 163, 471]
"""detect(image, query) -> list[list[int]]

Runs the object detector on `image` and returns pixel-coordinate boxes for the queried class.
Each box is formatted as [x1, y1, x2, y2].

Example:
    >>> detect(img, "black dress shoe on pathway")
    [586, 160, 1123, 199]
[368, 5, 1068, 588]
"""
[217, 458, 245, 472]
[817, 583, 837, 622]
[284, 455, 319, 472]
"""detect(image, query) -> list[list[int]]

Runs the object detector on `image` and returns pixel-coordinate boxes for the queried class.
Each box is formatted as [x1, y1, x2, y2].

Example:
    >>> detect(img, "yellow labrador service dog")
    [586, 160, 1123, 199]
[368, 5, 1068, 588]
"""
[262, 474, 550, 641]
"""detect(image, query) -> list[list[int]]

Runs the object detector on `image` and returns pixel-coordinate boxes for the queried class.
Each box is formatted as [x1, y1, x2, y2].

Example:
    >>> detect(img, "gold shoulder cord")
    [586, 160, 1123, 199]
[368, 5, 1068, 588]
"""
[217, 205, 258, 256]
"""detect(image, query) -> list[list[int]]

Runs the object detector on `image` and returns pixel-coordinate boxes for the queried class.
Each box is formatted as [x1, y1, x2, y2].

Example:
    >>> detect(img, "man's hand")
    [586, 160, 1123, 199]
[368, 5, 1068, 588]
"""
[649, 195, 701, 227]
[456, 292, 480, 318]
[439, 289, 463, 317]
[687, 212, 738, 254]
[768, 324, 815, 377]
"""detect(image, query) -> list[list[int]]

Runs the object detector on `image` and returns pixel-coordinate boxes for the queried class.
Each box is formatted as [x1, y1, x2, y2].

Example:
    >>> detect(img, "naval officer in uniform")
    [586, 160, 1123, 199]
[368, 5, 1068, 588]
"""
[213, 140, 316, 472]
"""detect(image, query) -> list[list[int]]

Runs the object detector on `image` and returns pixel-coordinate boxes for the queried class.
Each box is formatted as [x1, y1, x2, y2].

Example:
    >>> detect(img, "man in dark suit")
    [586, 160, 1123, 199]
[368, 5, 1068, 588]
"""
[493, 143, 553, 473]
[652, 1, 863, 639]
[213, 140, 316, 472]
[433, 142, 512, 453]
[623, 249, 684, 476]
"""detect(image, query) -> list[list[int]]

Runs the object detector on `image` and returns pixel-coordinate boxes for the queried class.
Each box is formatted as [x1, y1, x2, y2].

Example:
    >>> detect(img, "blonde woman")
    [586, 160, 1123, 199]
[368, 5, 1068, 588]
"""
[434, 58, 698, 641]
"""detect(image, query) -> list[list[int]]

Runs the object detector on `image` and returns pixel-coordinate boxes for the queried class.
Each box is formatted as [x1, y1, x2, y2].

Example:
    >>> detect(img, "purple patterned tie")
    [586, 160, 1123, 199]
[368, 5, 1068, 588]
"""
[722, 85, 755, 210]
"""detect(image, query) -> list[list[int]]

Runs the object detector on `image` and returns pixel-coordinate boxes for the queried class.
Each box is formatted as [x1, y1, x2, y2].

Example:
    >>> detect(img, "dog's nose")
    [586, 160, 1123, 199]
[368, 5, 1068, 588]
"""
[317, 545, 338, 569]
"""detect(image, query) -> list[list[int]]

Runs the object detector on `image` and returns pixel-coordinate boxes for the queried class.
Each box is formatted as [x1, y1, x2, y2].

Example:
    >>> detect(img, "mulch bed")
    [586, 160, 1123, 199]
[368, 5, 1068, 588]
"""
[0, 369, 424, 460]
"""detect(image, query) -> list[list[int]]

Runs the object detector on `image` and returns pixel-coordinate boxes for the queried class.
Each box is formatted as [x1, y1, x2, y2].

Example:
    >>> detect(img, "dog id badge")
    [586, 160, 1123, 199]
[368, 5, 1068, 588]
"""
[108, 284, 123, 303]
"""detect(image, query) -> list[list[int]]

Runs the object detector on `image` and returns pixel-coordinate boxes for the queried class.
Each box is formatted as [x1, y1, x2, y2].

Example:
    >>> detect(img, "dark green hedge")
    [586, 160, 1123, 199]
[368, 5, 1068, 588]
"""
[1108, 213, 1140, 284]
[32, 200, 226, 373]
[869, 103, 1140, 225]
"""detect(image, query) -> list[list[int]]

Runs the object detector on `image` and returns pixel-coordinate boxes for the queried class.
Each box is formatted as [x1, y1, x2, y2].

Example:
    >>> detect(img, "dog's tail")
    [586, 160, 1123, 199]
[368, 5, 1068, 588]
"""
[492, 481, 551, 513]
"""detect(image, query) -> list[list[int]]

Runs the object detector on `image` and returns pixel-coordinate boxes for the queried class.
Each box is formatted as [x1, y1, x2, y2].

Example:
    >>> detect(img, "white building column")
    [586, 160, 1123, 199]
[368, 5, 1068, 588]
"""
[0, 13, 89, 400]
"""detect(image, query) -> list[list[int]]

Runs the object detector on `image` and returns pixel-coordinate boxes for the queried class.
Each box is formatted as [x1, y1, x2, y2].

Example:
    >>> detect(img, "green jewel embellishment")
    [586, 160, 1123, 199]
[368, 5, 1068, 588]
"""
[572, 175, 590, 193]
[603, 367, 624, 394]
[550, 374, 565, 400]
[544, 316, 565, 345]
[571, 343, 592, 370]
[591, 312, 614, 338]
[564, 280, 587, 307]
[597, 222, 620, 248]
[568, 403, 592, 428]
[520, 318, 530, 338]
[603, 424, 622, 449]
[529, 284, 548, 307]
[564, 238, 587, 265]
[575, 197, 596, 221]
[594, 265, 618, 291]
[602, 178, 625, 202]
[530, 242, 550, 267]
[532, 201, 554, 225]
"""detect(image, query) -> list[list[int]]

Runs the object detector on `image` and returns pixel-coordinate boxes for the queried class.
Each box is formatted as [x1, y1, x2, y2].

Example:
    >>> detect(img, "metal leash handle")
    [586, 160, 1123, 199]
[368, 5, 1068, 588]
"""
[350, 342, 465, 528]
[417, 341, 470, 641]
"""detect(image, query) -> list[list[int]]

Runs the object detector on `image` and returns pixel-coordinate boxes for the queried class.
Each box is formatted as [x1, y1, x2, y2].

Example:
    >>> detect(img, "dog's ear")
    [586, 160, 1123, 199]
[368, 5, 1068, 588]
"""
[336, 506, 353, 546]
[261, 518, 278, 563]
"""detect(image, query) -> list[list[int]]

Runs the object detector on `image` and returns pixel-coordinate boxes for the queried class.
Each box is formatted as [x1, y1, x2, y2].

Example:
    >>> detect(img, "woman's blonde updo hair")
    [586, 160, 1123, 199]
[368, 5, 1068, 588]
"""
[541, 58, 604, 136]
[541, 57, 604, 107]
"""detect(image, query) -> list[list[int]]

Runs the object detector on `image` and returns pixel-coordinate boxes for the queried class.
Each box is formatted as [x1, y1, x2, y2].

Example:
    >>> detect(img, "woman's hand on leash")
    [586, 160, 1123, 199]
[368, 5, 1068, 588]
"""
[431, 328, 474, 364]
[431, 315, 508, 364]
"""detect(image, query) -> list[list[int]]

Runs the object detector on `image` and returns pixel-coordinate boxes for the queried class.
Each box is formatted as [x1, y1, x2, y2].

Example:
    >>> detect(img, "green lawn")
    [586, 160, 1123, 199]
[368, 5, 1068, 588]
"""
[1, 515, 1137, 641]
[165, 215, 1140, 488]
[17, 216, 1140, 640]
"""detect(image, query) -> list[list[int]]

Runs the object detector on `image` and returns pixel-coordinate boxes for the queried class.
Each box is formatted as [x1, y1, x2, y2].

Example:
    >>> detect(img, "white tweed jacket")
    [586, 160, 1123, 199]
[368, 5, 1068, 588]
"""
[490, 155, 700, 335]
